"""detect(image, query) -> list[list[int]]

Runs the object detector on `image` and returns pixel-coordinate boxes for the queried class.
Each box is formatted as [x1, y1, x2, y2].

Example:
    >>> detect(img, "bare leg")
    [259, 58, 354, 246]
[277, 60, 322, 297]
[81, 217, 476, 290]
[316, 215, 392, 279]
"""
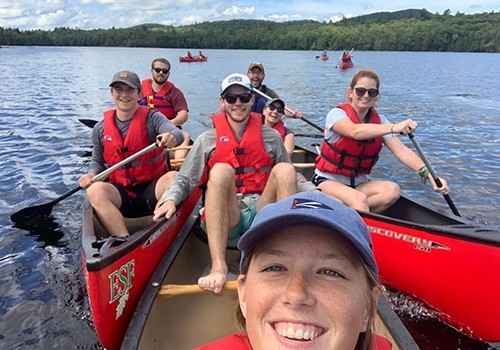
[319, 179, 400, 213]
[356, 180, 400, 213]
[87, 182, 128, 237]
[198, 163, 241, 294]
[318, 180, 370, 212]
[257, 162, 297, 211]
[154, 171, 177, 210]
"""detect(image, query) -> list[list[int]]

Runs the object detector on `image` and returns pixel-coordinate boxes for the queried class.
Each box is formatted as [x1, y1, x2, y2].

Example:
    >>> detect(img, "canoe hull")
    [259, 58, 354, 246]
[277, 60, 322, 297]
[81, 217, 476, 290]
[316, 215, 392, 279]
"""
[82, 186, 202, 349]
[339, 61, 354, 69]
[179, 56, 207, 62]
[293, 145, 500, 341]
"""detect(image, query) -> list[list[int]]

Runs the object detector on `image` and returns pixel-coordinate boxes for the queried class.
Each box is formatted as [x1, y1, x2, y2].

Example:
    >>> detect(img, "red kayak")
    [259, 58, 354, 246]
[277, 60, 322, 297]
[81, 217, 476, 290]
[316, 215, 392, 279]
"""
[179, 56, 207, 62]
[81, 183, 203, 349]
[321, 55, 329, 61]
[292, 145, 500, 342]
[339, 61, 354, 69]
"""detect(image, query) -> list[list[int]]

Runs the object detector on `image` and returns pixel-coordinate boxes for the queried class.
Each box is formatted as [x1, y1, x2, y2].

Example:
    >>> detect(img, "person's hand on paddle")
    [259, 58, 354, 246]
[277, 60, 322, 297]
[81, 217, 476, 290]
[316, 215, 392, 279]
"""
[156, 133, 177, 149]
[290, 108, 302, 119]
[392, 119, 418, 136]
[284, 106, 302, 119]
[153, 200, 177, 221]
[430, 177, 450, 195]
[79, 173, 97, 188]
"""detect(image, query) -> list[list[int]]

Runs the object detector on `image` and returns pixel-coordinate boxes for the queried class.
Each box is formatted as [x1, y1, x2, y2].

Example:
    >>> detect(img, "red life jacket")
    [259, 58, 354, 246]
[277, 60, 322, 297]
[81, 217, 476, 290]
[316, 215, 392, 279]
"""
[208, 112, 274, 194]
[272, 120, 286, 141]
[140, 79, 176, 119]
[315, 103, 382, 185]
[194, 334, 251, 350]
[102, 106, 168, 197]
[194, 333, 392, 350]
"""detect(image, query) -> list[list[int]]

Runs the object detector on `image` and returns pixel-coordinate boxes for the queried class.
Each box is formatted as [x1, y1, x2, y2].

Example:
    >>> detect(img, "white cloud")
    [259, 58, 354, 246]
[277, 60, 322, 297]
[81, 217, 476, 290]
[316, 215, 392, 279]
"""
[0, 0, 497, 30]
[180, 14, 205, 25]
[222, 6, 254, 16]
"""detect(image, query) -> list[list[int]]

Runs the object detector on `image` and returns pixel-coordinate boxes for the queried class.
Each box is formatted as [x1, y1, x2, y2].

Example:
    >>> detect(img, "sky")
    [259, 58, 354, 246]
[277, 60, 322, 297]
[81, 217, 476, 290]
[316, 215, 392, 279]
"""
[0, 0, 498, 31]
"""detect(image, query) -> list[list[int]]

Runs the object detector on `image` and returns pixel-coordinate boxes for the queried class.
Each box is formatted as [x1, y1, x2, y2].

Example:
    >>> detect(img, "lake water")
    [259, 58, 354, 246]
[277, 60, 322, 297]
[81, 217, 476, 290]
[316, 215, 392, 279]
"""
[0, 46, 499, 349]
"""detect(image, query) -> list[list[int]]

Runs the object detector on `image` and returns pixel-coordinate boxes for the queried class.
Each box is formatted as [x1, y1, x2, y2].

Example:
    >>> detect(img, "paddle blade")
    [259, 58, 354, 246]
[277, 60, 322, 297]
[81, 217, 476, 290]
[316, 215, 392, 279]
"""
[10, 202, 55, 222]
[78, 119, 98, 128]
[10, 186, 82, 223]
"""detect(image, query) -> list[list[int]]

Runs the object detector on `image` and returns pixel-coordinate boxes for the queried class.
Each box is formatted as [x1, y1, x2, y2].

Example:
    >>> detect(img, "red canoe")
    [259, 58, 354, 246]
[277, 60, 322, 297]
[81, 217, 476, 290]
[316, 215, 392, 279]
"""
[339, 61, 354, 69]
[179, 56, 207, 62]
[291, 146, 500, 342]
[81, 184, 203, 349]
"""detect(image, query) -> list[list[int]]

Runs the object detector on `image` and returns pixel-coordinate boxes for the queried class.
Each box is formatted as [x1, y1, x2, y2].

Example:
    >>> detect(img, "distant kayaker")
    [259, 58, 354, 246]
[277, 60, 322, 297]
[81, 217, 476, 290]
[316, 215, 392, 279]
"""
[246, 62, 302, 119]
[78, 70, 183, 238]
[153, 73, 316, 295]
[139, 57, 191, 159]
[341, 50, 353, 63]
[322, 49, 328, 57]
[313, 69, 450, 213]
[195, 192, 392, 350]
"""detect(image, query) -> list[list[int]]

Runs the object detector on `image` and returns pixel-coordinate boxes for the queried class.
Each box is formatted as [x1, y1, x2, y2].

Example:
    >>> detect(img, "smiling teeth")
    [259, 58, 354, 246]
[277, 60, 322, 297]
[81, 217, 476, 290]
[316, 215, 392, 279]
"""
[278, 326, 317, 340]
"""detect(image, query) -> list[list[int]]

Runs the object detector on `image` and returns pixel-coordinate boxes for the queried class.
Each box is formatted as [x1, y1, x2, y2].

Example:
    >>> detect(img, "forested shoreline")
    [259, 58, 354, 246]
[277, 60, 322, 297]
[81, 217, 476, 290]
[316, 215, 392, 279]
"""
[1, 8, 499, 52]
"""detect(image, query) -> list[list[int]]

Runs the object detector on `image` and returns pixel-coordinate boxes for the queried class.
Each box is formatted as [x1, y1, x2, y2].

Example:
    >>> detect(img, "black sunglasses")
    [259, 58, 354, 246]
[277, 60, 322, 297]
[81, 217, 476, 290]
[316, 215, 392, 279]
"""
[355, 87, 379, 98]
[223, 93, 252, 104]
[268, 104, 284, 113]
[153, 67, 169, 74]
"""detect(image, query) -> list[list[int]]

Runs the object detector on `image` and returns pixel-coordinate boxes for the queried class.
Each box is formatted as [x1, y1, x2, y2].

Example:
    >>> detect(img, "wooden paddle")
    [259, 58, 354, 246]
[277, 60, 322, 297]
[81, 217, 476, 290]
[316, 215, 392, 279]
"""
[157, 280, 238, 299]
[169, 157, 314, 169]
[10, 142, 160, 222]
[408, 133, 461, 217]
[252, 88, 323, 132]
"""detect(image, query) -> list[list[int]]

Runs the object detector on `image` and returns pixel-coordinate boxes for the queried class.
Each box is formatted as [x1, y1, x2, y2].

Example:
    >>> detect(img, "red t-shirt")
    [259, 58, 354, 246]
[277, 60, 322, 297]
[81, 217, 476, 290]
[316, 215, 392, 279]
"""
[194, 333, 392, 349]
[163, 85, 189, 113]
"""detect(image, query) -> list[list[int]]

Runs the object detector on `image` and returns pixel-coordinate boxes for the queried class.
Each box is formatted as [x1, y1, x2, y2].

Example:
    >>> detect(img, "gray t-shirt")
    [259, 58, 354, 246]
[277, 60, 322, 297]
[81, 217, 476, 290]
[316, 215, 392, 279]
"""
[88, 109, 184, 174]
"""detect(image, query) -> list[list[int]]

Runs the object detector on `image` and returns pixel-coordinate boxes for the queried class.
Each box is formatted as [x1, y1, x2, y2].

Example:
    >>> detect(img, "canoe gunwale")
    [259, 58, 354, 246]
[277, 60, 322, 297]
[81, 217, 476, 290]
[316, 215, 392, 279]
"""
[121, 197, 203, 349]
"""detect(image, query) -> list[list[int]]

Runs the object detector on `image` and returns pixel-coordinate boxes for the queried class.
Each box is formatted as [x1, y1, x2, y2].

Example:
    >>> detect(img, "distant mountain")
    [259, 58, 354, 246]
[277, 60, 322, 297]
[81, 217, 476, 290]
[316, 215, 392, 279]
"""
[1, 8, 498, 52]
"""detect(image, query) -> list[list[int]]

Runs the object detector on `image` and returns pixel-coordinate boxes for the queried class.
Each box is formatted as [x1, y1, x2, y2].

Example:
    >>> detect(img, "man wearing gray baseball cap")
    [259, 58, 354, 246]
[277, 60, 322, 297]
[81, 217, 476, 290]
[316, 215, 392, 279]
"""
[78, 70, 184, 239]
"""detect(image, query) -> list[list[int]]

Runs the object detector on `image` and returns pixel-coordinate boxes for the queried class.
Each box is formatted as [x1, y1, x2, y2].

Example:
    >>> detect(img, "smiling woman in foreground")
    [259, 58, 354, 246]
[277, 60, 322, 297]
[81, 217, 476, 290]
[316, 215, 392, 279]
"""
[195, 192, 391, 350]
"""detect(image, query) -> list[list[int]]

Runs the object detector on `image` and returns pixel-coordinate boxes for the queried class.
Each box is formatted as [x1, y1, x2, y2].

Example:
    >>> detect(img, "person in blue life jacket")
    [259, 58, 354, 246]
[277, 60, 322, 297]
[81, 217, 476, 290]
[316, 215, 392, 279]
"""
[246, 62, 302, 119]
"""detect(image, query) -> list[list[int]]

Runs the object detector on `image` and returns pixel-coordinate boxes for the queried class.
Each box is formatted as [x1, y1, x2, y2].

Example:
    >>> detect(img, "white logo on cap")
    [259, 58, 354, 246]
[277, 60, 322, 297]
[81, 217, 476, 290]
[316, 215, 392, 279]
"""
[228, 76, 242, 82]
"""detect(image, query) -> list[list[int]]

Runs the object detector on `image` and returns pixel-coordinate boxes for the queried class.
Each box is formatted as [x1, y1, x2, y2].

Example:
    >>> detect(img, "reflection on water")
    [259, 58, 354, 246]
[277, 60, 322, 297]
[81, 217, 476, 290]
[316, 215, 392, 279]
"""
[0, 47, 499, 349]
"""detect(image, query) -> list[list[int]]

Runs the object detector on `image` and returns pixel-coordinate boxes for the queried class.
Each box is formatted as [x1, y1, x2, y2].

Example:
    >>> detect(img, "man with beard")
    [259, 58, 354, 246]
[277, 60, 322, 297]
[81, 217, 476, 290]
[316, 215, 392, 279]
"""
[246, 62, 302, 120]
[140, 58, 190, 159]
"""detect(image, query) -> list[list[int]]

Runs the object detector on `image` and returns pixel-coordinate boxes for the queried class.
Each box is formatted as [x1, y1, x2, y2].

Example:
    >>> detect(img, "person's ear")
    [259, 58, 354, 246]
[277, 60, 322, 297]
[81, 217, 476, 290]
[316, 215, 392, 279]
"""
[237, 274, 248, 318]
[361, 287, 380, 332]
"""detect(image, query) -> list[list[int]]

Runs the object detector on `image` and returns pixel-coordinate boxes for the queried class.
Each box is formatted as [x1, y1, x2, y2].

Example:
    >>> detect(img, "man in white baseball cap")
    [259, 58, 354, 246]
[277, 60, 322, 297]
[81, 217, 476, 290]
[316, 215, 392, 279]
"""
[154, 73, 316, 294]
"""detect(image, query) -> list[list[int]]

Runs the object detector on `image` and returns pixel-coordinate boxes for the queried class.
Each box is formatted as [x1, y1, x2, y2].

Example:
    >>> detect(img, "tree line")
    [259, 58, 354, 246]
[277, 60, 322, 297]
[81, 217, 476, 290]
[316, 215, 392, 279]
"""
[1, 8, 499, 52]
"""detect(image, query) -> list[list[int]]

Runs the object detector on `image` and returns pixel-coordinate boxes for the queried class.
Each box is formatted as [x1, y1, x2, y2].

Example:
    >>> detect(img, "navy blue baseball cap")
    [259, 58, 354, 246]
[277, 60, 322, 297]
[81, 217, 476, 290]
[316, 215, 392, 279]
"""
[237, 192, 377, 275]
